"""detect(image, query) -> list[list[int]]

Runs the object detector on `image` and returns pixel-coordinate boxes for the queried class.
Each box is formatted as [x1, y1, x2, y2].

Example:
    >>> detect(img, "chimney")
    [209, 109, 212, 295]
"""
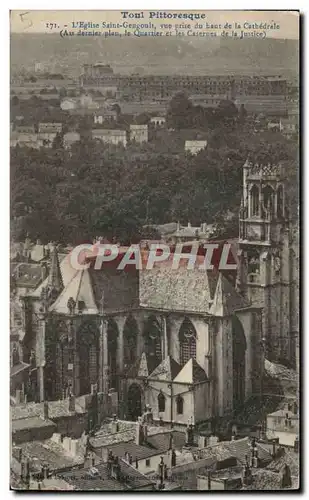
[41, 263, 48, 281]
[111, 414, 119, 434]
[110, 456, 121, 481]
[294, 436, 299, 453]
[281, 464, 292, 489]
[185, 422, 194, 447]
[144, 405, 153, 424]
[69, 394, 75, 412]
[188, 222, 191, 228]
[143, 423, 148, 442]
[272, 439, 277, 458]
[198, 435, 207, 448]
[136, 417, 144, 445]
[168, 449, 176, 468]
[157, 456, 165, 490]
[207, 471, 211, 490]
[42, 465, 49, 480]
[243, 461, 252, 486]
[107, 450, 114, 471]
[25, 459, 30, 488]
[15, 389, 21, 405]
[43, 401, 49, 420]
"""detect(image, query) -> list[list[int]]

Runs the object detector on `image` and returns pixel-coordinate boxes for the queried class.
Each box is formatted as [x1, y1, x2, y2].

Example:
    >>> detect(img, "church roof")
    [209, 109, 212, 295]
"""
[30, 253, 76, 298]
[210, 272, 249, 317]
[49, 269, 98, 315]
[173, 358, 208, 384]
[148, 356, 182, 381]
[125, 352, 158, 379]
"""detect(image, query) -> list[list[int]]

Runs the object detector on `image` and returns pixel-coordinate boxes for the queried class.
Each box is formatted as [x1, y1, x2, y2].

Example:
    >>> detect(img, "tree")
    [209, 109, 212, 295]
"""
[166, 92, 193, 130]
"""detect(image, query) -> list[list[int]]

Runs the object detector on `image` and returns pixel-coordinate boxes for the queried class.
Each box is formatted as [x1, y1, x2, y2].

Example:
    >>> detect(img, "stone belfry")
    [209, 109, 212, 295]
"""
[237, 160, 293, 364]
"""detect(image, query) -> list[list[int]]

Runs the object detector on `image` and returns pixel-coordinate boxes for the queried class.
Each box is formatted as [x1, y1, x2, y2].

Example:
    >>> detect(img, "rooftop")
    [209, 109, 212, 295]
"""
[13, 439, 84, 473]
[100, 430, 186, 462]
[12, 416, 55, 432]
[11, 397, 87, 421]
[58, 459, 154, 490]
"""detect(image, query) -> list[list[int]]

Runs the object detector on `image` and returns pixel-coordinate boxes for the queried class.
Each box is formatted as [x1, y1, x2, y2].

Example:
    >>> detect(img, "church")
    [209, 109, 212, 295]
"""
[12, 159, 297, 428]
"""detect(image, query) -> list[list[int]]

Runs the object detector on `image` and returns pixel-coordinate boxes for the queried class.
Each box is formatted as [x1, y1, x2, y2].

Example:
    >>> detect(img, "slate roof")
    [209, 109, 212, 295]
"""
[12, 416, 56, 432]
[243, 469, 283, 490]
[16, 439, 84, 473]
[58, 459, 154, 490]
[11, 362, 30, 378]
[266, 450, 299, 477]
[210, 272, 250, 317]
[11, 398, 86, 421]
[11, 263, 43, 288]
[98, 430, 186, 462]
[49, 269, 98, 315]
[30, 253, 76, 298]
[90, 420, 169, 449]
[146, 431, 186, 451]
[173, 358, 208, 384]
[148, 356, 181, 381]
[99, 440, 162, 461]
[126, 352, 158, 379]
[223, 437, 273, 466]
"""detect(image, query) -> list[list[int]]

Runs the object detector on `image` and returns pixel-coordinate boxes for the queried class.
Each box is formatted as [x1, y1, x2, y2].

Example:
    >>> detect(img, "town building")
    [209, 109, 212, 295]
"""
[93, 109, 118, 125]
[266, 408, 299, 447]
[129, 124, 148, 143]
[63, 131, 80, 149]
[150, 116, 166, 127]
[81, 67, 287, 105]
[92, 129, 127, 147]
[185, 140, 208, 155]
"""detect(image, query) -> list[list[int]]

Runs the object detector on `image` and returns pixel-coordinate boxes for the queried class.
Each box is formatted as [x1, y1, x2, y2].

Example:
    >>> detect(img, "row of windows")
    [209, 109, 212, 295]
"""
[53, 317, 198, 396]
[158, 392, 184, 415]
[249, 184, 284, 218]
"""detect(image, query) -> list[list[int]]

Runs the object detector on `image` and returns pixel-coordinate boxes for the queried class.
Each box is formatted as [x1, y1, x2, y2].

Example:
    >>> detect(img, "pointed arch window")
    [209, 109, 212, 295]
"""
[123, 315, 138, 367]
[12, 344, 20, 366]
[107, 319, 119, 390]
[158, 392, 166, 412]
[176, 396, 184, 415]
[78, 321, 99, 396]
[55, 340, 69, 399]
[262, 185, 274, 216]
[179, 318, 197, 366]
[144, 316, 162, 365]
[277, 185, 284, 218]
[250, 185, 259, 217]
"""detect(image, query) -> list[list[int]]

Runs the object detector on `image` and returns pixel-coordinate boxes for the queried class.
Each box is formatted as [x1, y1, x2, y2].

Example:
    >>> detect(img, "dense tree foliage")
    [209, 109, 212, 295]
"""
[10, 99, 298, 245]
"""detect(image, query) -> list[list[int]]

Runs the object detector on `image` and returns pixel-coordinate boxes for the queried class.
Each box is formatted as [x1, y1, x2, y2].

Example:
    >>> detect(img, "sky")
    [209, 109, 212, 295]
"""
[10, 10, 299, 39]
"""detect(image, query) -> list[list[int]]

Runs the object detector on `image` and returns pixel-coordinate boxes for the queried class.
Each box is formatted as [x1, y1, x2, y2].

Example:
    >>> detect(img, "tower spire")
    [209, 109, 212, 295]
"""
[48, 245, 63, 291]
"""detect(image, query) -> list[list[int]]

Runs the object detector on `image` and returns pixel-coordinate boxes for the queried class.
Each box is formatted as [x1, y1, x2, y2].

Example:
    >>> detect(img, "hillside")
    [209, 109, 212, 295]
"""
[10, 34, 299, 77]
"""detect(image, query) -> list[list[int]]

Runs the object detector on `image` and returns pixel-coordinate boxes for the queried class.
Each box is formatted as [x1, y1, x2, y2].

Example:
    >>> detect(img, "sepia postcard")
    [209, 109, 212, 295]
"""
[10, 10, 300, 491]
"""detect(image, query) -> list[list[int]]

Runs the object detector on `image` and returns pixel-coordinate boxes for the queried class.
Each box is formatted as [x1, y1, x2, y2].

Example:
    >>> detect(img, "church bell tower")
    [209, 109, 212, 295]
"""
[237, 160, 292, 364]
